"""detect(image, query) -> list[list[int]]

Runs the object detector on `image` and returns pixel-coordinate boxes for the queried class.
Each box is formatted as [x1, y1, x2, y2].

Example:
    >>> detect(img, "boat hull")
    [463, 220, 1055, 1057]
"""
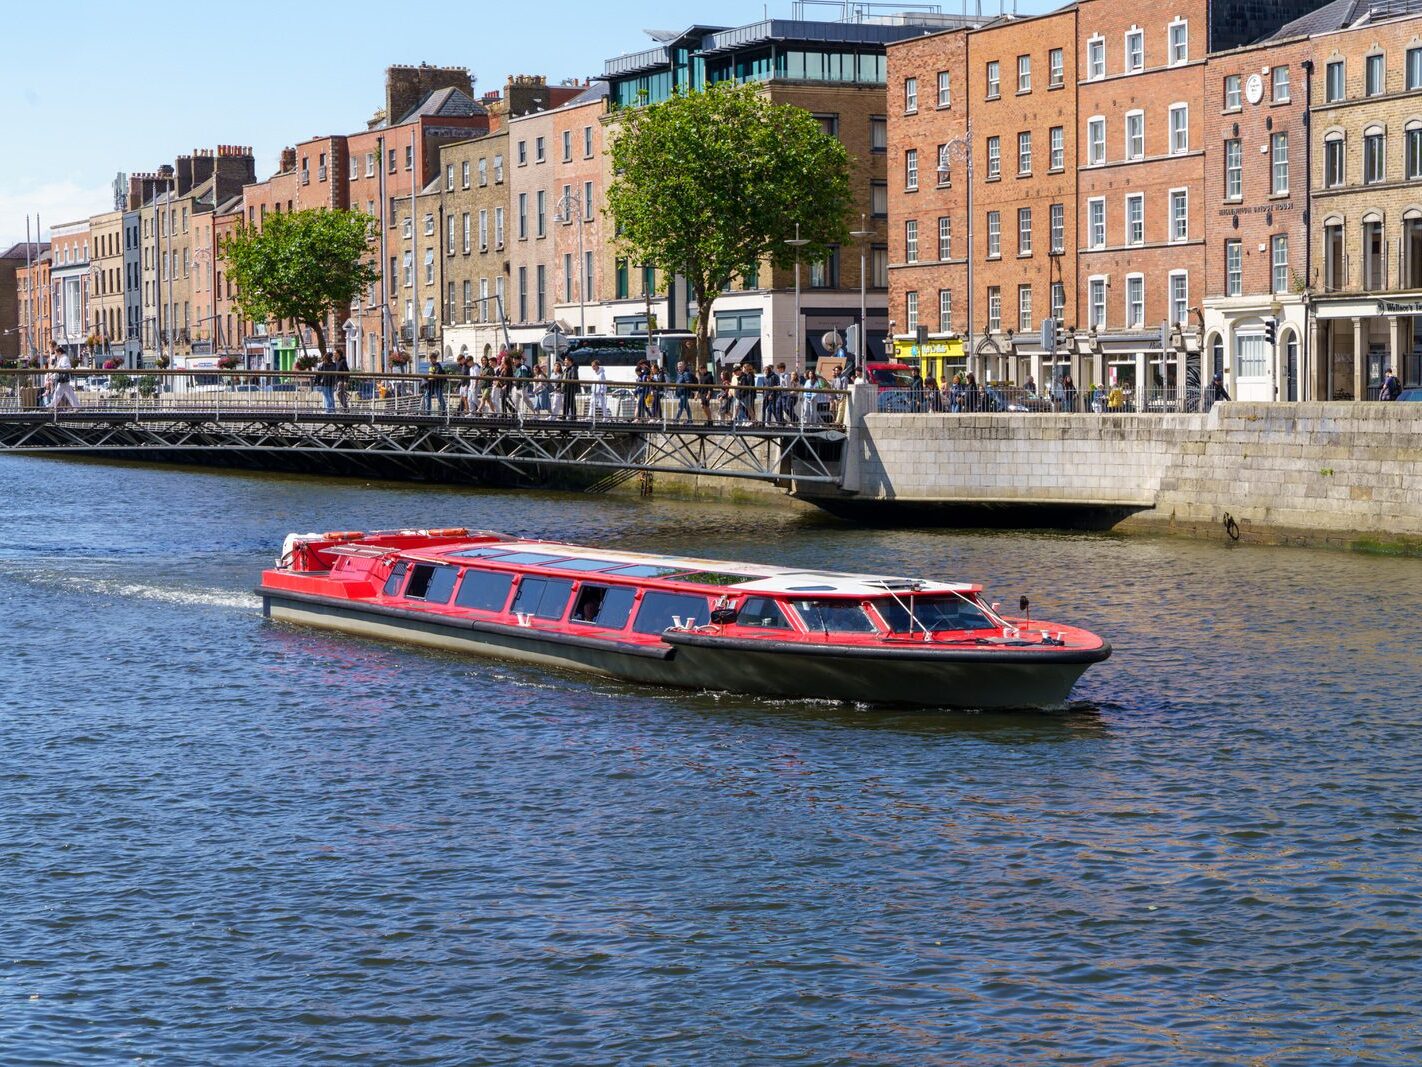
[262, 589, 1105, 709]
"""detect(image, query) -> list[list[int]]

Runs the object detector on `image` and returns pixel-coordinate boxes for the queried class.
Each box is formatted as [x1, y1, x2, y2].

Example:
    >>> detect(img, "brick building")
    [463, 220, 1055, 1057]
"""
[15, 251, 51, 360]
[0, 241, 47, 360]
[88, 208, 125, 357]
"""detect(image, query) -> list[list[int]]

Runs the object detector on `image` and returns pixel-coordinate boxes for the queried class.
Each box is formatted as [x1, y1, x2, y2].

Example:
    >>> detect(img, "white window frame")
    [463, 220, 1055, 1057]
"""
[1225, 239, 1243, 296]
[905, 148, 918, 191]
[1018, 130, 1032, 174]
[1125, 110, 1144, 160]
[1272, 65, 1290, 103]
[1224, 74, 1241, 111]
[987, 136, 1001, 178]
[904, 76, 918, 113]
[1168, 270, 1188, 325]
[939, 288, 952, 332]
[987, 286, 1001, 331]
[1271, 132, 1289, 195]
[1087, 35, 1105, 80]
[986, 210, 1001, 257]
[1324, 132, 1345, 188]
[937, 70, 951, 107]
[1018, 284, 1033, 332]
[1050, 203, 1065, 253]
[905, 219, 919, 263]
[1125, 193, 1144, 246]
[1050, 48, 1064, 87]
[986, 60, 1001, 98]
[1326, 60, 1345, 103]
[1087, 116, 1106, 166]
[1126, 273, 1145, 327]
[1088, 275, 1107, 329]
[1169, 103, 1189, 155]
[1406, 121, 1422, 179]
[905, 290, 919, 331]
[1125, 28, 1144, 74]
[1364, 126, 1386, 184]
[1017, 54, 1031, 93]
[1366, 53, 1385, 97]
[1225, 138, 1243, 200]
[938, 215, 952, 260]
[1018, 207, 1032, 255]
[1050, 125, 1064, 170]
[1087, 197, 1106, 249]
[1169, 188, 1188, 242]
[1168, 18, 1188, 66]
[1271, 234, 1290, 293]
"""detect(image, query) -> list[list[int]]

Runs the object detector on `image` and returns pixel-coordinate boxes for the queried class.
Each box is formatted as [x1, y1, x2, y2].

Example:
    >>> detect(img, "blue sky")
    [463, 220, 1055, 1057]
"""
[0, 0, 1045, 249]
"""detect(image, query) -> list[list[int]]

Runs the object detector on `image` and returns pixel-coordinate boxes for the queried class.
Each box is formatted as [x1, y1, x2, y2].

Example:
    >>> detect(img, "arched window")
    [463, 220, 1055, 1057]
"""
[1210, 333, 1225, 379]
[1364, 125, 1386, 183]
[1324, 131, 1345, 187]
[1282, 330, 1300, 400]
[1406, 120, 1422, 179]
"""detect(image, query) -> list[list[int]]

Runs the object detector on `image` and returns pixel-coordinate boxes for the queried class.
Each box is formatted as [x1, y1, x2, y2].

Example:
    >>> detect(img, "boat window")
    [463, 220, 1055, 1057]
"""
[382, 561, 408, 597]
[489, 551, 568, 566]
[606, 564, 686, 578]
[569, 584, 637, 628]
[449, 546, 514, 559]
[543, 558, 623, 572]
[632, 591, 710, 634]
[511, 576, 574, 619]
[453, 569, 514, 612]
[735, 597, 790, 629]
[675, 571, 756, 586]
[877, 596, 997, 632]
[404, 563, 458, 603]
[791, 599, 877, 634]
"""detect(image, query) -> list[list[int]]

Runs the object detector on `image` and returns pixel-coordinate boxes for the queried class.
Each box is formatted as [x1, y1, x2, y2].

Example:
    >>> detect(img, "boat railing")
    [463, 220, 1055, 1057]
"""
[0, 367, 850, 432]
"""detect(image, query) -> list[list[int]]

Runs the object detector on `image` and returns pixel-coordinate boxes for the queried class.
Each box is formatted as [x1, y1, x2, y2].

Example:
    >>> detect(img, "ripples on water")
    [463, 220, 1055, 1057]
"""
[2, 456, 1421, 1064]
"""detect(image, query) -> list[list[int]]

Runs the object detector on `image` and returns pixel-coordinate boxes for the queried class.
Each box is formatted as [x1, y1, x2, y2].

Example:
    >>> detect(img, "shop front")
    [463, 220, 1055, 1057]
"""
[1314, 297, 1422, 401]
[892, 336, 964, 383]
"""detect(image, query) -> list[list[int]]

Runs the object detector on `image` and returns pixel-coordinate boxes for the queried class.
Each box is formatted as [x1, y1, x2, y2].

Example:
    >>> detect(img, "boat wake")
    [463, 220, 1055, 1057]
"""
[0, 564, 258, 612]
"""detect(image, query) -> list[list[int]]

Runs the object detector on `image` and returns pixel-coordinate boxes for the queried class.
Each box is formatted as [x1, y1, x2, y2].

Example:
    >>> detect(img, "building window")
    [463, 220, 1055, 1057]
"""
[536, 191, 546, 237]
[1365, 128, 1385, 183]
[1168, 19, 1188, 65]
[1126, 274, 1144, 327]
[1225, 138, 1243, 199]
[464, 212, 473, 253]
[1088, 37, 1105, 80]
[1051, 282, 1065, 320]
[1272, 65, 1290, 102]
[1017, 54, 1031, 92]
[1089, 277, 1106, 328]
[1125, 111, 1144, 160]
[870, 116, 887, 151]
[1326, 60, 1345, 102]
[563, 253, 574, 302]
[986, 61, 1000, 98]
[1224, 74, 1241, 110]
[905, 219, 918, 263]
[986, 136, 1001, 178]
[1272, 234, 1289, 292]
[1050, 203, 1064, 252]
[517, 193, 527, 239]
[1404, 216, 1422, 287]
[938, 288, 952, 332]
[937, 70, 951, 107]
[1050, 125, 1064, 170]
[493, 154, 504, 182]
[517, 141, 527, 166]
[871, 181, 888, 217]
[1088, 198, 1105, 249]
[1366, 53, 1385, 97]
[1226, 239, 1243, 296]
[1271, 132, 1290, 194]
[1364, 219, 1385, 290]
[905, 149, 918, 190]
[1087, 117, 1105, 165]
[906, 290, 919, 331]
[871, 245, 888, 287]
[1324, 222, 1345, 290]
[1018, 207, 1032, 255]
[562, 130, 572, 162]
[615, 258, 628, 299]
[534, 136, 546, 163]
[1126, 193, 1144, 245]
[987, 286, 1001, 331]
[1324, 134, 1344, 187]
[584, 126, 594, 157]
[938, 216, 952, 260]
[477, 209, 487, 250]
[1169, 271, 1188, 324]
[937, 144, 950, 185]
[424, 248, 434, 286]
[904, 77, 918, 112]
[494, 207, 504, 247]
[1017, 131, 1032, 174]
[1049, 48, 1064, 87]
[1018, 284, 1033, 331]
[1236, 332, 1269, 377]
[1408, 123, 1422, 178]
[1170, 189, 1188, 241]
[1125, 29, 1143, 73]
[446, 215, 456, 254]
[1169, 103, 1189, 154]
[986, 210, 1001, 257]
[1409, 47, 1422, 91]
[477, 158, 488, 186]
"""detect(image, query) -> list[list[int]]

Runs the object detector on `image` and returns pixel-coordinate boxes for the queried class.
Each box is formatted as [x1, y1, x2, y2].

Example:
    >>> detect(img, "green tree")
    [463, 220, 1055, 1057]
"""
[606, 81, 853, 368]
[222, 208, 378, 359]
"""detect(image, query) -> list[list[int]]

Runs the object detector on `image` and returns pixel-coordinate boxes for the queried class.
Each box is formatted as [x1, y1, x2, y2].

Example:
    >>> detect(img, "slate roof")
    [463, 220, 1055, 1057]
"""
[1270, 0, 1422, 39]
[395, 86, 488, 125]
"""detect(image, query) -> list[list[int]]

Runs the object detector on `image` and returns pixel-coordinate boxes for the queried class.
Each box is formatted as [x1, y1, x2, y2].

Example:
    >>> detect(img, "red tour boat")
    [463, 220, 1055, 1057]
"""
[258, 529, 1110, 709]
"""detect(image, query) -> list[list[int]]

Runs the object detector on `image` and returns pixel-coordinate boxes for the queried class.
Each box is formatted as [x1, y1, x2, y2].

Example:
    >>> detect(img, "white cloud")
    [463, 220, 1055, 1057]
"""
[0, 179, 119, 250]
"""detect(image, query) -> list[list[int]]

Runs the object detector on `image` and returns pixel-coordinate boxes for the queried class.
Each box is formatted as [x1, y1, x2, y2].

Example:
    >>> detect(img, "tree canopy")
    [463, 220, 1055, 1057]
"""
[605, 81, 853, 368]
[222, 208, 378, 359]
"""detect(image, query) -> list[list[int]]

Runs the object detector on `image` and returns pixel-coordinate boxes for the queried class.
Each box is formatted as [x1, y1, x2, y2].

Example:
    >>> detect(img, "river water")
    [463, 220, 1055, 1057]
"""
[2, 454, 1421, 1065]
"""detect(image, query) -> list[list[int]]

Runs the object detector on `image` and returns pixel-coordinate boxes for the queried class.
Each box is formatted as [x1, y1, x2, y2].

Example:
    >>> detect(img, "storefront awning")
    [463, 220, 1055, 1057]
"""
[712, 336, 759, 364]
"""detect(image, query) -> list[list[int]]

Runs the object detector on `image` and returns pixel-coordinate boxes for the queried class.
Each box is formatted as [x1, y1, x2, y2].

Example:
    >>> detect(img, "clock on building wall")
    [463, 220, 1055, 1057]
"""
[1245, 73, 1265, 105]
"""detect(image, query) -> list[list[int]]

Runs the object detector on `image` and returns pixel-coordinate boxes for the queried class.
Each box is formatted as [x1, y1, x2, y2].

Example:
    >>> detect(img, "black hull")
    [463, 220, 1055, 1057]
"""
[260, 588, 1106, 709]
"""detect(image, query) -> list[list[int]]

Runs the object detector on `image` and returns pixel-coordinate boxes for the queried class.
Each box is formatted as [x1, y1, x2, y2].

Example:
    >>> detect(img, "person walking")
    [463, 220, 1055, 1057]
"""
[421, 352, 447, 415]
[1380, 367, 1402, 401]
[673, 361, 695, 424]
[49, 347, 80, 411]
[334, 351, 351, 411]
[697, 364, 716, 424]
[1210, 372, 1231, 405]
[909, 366, 925, 413]
[314, 351, 338, 413]
[589, 358, 609, 420]
[561, 355, 580, 420]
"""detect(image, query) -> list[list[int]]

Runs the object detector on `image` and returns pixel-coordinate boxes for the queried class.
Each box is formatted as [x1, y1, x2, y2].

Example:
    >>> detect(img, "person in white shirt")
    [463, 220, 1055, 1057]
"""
[49, 348, 80, 410]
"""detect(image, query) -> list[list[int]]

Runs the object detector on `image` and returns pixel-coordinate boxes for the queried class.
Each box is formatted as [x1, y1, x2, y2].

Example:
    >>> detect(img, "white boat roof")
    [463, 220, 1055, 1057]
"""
[443, 538, 976, 595]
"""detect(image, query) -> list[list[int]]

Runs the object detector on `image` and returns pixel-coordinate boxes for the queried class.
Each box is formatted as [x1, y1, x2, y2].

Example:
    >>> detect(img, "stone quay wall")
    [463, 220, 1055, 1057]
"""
[841, 402, 1422, 547]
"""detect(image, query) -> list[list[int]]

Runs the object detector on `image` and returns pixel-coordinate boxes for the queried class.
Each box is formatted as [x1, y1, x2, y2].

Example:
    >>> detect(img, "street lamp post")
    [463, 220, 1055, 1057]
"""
[554, 190, 587, 337]
[784, 222, 810, 372]
[939, 119, 974, 378]
[850, 213, 875, 361]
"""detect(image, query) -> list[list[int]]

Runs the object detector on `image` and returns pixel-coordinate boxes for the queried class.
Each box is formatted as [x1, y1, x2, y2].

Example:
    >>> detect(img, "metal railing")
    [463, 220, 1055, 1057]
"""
[0, 367, 849, 431]
[874, 384, 1214, 414]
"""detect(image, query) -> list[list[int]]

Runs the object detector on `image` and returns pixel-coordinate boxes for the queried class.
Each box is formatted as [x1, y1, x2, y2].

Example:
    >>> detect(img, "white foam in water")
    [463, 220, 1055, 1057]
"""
[0, 565, 257, 611]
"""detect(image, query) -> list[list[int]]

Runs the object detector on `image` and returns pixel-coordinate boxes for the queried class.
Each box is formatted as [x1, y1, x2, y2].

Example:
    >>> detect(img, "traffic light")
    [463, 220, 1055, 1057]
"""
[845, 323, 861, 356]
[1040, 317, 1056, 353]
[1264, 317, 1277, 346]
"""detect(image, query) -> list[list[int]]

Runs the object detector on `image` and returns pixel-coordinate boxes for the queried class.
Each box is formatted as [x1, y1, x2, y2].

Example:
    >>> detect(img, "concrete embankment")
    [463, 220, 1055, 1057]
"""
[818, 402, 1422, 552]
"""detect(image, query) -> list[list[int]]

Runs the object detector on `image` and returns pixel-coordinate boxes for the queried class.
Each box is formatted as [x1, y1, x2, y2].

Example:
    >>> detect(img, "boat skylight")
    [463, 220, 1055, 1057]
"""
[481, 551, 570, 566]
[449, 546, 515, 559]
[674, 572, 756, 586]
[605, 564, 686, 578]
[542, 558, 624, 572]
